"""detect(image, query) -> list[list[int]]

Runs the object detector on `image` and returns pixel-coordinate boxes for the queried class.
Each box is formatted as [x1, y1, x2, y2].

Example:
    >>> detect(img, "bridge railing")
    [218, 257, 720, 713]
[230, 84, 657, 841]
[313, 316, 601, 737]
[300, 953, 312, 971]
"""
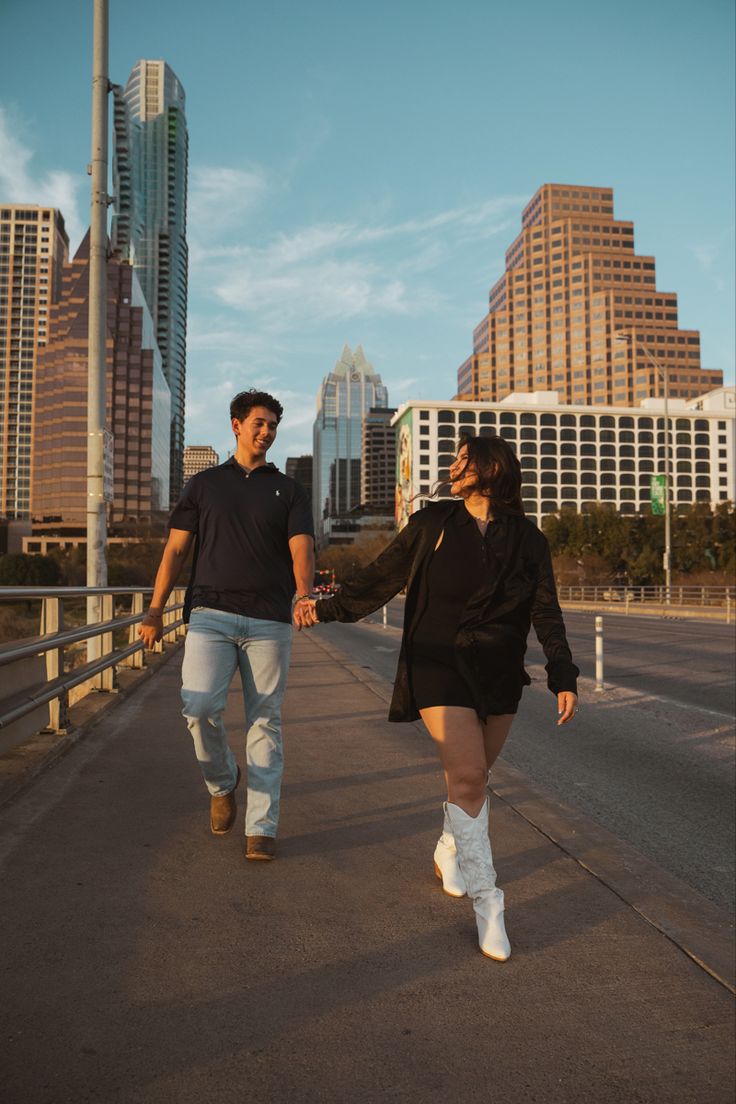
[558, 584, 734, 618]
[0, 587, 186, 741]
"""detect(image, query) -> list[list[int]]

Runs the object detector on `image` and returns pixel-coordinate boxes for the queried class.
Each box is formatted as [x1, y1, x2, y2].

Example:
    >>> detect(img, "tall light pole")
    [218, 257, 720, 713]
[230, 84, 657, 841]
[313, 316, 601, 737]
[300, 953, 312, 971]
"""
[87, 0, 110, 648]
[614, 330, 672, 602]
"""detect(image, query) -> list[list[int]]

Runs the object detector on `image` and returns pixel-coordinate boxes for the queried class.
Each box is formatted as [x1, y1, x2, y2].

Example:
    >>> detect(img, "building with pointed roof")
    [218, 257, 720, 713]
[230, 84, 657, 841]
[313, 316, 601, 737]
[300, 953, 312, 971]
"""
[312, 345, 389, 547]
[30, 233, 170, 542]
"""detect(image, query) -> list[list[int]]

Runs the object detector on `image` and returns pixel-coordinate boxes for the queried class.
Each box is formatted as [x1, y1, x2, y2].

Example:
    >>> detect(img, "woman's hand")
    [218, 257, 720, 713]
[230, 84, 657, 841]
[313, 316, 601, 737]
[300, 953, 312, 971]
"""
[293, 597, 319, 631]
[557, 691, 578, 726]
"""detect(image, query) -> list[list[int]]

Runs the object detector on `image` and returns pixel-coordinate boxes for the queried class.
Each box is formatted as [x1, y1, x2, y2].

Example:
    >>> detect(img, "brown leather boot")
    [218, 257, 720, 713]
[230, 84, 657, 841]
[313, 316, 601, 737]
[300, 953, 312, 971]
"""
[210, 766, 241, 835]
[245, 835, 276, 861]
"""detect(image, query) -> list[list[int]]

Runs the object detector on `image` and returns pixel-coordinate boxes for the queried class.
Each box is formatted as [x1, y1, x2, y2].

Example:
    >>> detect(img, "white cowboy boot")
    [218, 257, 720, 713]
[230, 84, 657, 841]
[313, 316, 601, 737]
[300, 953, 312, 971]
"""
[433, 807, 467, 898]
[445, 798, 511, 961]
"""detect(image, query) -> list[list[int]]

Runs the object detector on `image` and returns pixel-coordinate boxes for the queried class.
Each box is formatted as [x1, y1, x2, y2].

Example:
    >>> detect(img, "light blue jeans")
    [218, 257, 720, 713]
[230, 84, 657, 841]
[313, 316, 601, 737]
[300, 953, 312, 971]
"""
[181, 607, 293, 837]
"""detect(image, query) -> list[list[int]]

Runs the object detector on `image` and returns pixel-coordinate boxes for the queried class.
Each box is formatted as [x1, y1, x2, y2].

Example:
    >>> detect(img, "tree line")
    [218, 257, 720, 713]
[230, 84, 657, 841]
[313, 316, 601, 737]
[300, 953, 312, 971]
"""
[0, 501, 733, 589]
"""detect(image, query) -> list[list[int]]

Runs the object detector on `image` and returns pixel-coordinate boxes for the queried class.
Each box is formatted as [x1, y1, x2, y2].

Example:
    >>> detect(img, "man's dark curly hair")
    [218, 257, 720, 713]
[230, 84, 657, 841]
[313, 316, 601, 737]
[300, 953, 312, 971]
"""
[230, 389, 283, 424]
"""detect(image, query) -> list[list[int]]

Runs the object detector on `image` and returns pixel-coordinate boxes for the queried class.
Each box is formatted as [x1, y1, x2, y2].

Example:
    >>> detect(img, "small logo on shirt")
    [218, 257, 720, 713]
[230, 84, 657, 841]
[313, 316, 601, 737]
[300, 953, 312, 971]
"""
[275, 490, 280, 496]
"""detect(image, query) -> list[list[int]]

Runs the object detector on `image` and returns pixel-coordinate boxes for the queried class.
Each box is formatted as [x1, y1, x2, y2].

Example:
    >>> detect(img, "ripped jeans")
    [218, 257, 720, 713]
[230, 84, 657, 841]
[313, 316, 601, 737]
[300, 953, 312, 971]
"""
[181, 607, 293, 837]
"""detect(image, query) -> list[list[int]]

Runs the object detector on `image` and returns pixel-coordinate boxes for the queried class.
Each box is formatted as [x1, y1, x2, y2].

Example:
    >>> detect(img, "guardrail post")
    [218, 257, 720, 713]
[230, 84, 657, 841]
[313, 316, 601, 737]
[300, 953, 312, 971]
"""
[383, 604, 388, 628]
[595, 615, 604, 692]
[727, 595, 732, 626]
[122, 591, 145, 669]
[153, 599, 165, 653]
[98, 592, 118, 692]
[175, 588, 187, 639]
[164, 600, 176, 644]
[41, 596, 69, 732]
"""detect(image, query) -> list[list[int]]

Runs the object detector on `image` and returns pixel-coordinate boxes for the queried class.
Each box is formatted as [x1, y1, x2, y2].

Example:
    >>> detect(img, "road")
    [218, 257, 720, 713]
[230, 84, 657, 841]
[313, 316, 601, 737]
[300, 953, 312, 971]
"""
[315, 602, 736, 911]
[1, 639, 733, 1103]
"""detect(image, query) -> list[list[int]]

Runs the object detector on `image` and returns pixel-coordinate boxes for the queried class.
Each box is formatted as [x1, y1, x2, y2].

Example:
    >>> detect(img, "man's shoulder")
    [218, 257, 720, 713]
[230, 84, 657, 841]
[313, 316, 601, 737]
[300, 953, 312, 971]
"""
[189, 461, 233, 485]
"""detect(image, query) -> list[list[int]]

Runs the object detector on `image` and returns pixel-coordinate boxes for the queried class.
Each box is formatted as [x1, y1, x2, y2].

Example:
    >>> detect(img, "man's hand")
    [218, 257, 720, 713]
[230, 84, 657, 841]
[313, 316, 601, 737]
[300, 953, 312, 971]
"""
[138, 610, 164, 650]
[293, 598, 319, 631]
[557, 691, 578, 726]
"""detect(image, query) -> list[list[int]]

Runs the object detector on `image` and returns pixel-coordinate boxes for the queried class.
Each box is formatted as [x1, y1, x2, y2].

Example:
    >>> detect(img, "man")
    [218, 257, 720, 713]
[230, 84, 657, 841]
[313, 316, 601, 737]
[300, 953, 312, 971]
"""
[139, 389, 314, 860]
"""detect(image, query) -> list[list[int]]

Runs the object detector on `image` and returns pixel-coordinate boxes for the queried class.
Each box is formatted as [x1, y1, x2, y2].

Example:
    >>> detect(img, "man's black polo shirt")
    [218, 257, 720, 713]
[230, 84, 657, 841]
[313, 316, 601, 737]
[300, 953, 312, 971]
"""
[169, 457, 314, 624]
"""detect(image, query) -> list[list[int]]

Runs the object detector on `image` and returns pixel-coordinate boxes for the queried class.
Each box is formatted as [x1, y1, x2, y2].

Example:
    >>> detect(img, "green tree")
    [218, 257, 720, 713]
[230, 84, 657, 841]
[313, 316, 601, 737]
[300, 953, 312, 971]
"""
[0, 553, 62, 586]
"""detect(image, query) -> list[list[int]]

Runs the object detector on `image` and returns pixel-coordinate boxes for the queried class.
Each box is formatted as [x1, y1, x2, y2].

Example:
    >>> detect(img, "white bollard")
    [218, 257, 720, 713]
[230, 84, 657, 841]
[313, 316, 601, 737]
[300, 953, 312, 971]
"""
[383, 604, 388, 628]
[595, 615, 604, 692]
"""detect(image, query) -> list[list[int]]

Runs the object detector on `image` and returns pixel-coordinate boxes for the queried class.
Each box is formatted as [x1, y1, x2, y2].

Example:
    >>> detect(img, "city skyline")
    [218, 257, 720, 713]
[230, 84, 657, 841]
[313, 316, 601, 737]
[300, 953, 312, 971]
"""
[0, 0, 733, 472]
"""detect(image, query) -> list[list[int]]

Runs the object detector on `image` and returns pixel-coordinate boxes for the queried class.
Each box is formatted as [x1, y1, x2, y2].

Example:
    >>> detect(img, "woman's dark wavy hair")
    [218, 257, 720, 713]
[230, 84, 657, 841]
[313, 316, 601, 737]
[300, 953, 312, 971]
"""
[230, 388, 283, 423]
[433, 434, 524, 515]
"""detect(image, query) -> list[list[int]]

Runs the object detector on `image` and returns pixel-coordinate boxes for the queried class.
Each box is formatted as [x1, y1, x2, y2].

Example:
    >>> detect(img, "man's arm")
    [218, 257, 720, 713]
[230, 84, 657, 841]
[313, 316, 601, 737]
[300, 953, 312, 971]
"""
[289, 533, 315, 630]
[138, 528, 195, 649]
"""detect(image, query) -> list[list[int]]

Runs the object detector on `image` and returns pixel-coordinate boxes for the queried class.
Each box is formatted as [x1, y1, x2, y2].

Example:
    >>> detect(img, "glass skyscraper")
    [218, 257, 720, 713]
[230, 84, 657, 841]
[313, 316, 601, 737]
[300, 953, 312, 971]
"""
[312, 345, 389, 546]
[112, 59, 189, 504]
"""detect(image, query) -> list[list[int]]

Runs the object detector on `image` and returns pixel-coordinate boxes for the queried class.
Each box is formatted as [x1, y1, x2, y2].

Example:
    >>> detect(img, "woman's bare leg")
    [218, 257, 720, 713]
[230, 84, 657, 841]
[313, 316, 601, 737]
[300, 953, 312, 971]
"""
[420, 706, 488, 817]
[482, 714, 515, 773]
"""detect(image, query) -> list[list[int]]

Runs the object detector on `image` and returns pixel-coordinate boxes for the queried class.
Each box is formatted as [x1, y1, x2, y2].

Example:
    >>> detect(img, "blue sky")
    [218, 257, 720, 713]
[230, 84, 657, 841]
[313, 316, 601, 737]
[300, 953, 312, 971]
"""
[1, 0, 734, 469]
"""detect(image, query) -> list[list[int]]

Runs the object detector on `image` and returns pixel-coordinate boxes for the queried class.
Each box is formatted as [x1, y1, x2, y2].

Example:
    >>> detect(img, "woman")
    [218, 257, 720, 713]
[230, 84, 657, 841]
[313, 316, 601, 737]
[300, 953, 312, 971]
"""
[296, 436, 579, 961]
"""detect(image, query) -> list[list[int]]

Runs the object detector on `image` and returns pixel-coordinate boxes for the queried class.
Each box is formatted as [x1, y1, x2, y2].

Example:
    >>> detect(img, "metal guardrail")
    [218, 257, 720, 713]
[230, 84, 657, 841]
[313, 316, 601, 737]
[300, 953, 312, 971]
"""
[0, 587, 186, 734]
[558, 584, 735, 616]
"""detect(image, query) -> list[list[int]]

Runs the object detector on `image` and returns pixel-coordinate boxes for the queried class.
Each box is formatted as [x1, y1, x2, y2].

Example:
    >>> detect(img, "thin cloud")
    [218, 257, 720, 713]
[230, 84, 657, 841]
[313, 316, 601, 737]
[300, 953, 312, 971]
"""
[0, 105, 85, 249]
[189, 194, 521, 328]
[692, 243, 718, 272]
[188, 164, 271, 238]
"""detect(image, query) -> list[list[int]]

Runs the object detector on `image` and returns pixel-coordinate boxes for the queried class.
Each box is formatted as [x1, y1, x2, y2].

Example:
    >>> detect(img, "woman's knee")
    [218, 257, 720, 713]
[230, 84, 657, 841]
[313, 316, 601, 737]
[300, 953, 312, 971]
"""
[447, 764, 488, 803]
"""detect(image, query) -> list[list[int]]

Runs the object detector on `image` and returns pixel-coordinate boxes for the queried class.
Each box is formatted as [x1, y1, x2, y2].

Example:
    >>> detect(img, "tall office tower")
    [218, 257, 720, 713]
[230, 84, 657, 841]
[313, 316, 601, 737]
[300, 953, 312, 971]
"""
[361, 406, 397, 510]
[31, 234, 171, 539]
[312, 345, 388, 544]
[183, 445, 219, 481]
[285, 455, 313, 503]
[0, 206, 68, 520]
[112, 59, 189, 504]
[457, 184, 723, 407]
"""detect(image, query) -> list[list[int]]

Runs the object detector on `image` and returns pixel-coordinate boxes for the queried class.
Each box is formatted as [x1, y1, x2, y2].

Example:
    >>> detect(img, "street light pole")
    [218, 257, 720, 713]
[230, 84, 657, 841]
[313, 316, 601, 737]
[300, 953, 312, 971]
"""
[614, 330, 672, 602]
[87, 0, 110, 650]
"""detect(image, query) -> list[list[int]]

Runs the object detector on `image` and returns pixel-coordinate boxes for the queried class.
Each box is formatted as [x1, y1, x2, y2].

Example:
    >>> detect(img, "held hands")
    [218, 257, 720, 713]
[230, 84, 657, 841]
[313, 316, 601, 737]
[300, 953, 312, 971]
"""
[557, 691, 578, 726]
[293, 597, 319, 631]
[138, 609, 164, 650]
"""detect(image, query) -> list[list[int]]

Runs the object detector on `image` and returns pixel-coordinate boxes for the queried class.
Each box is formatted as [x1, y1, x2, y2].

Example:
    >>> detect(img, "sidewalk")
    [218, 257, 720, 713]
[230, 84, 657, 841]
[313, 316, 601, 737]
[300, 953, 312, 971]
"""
[0, 632, 733, 1104]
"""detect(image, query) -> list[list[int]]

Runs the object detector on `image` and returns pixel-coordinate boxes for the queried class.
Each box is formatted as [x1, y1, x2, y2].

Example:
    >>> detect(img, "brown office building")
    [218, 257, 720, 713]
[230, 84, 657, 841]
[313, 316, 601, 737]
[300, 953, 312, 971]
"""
[31, 233, 171, 540]
[457, 184, 722, 407]
[0, 205, 68, 520]
[183, 445, 219, 481]
[361, 406, 397, 510]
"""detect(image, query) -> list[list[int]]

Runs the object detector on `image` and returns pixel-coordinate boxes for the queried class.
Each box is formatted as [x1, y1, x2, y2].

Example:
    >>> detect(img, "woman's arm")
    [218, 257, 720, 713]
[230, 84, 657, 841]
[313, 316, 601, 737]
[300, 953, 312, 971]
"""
[315, 523, 417, 624]
[530, 534, 579, 696]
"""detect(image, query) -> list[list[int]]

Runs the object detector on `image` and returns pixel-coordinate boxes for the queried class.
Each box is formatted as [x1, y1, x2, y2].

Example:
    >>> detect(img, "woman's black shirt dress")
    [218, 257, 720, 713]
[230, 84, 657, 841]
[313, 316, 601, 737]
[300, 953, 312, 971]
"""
[316, 500, 579, 723]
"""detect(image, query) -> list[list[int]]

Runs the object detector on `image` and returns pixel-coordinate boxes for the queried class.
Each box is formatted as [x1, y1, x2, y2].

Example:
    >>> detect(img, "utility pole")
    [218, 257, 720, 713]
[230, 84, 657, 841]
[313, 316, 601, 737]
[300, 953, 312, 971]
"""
[87, 0, 110, 651]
